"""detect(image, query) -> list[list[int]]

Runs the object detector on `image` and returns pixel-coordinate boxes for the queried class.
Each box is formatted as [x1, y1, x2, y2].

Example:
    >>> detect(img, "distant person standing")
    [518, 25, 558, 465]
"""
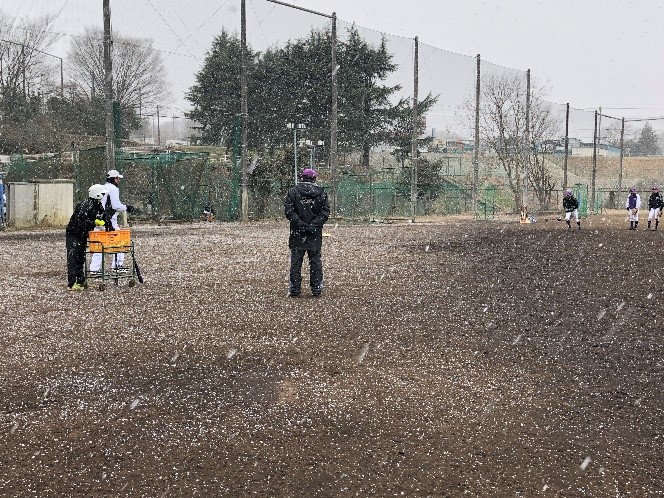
[626, 187, 641, 230]
[562, 189, 581, 230]
[284, 168, 330, 297]
[89, 169, 134, 272]
[646, 185, 663, 231]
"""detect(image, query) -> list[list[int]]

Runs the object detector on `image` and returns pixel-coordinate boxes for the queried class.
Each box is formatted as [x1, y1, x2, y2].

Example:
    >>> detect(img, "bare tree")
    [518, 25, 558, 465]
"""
[477, 73, 560, 211]
[67, 27, 168, 111]
[0, 12, 61, 101]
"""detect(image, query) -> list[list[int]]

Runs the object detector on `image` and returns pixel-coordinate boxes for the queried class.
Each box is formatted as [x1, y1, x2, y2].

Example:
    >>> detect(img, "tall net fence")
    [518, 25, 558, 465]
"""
[3, 0, 664, 223]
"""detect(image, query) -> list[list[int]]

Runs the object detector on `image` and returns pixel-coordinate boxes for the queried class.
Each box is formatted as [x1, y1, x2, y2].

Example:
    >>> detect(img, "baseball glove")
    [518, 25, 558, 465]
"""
[631, 208, 638, 215]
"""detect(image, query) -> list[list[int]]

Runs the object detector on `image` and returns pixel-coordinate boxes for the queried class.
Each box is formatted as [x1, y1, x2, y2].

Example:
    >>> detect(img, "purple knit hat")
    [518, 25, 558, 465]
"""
[300, 168, 317, 180]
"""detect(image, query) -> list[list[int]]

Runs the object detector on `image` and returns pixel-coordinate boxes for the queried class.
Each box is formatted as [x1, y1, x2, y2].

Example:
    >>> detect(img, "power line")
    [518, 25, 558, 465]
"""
[145, 0, 199, 62]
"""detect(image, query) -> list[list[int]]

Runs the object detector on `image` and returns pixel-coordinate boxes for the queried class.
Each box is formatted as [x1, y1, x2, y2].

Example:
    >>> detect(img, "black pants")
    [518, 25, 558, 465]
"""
[66, 233, 86, 287]
[289, 248, 323, 292]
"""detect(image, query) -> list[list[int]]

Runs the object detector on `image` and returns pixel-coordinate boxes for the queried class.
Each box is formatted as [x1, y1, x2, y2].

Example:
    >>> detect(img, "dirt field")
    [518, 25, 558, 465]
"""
[0, 213, 662, 497]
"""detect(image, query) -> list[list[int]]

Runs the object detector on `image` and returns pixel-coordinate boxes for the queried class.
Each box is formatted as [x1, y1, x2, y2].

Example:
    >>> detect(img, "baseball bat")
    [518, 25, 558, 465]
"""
[134, 258, 144, 284]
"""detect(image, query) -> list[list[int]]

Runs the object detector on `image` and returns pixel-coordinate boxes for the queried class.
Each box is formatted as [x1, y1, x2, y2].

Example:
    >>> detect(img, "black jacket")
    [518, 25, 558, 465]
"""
[648, 192, 663, 210]
[284, 181, 330, 250]
[563, 195, 579, 212]
[66, 198, 104, 239]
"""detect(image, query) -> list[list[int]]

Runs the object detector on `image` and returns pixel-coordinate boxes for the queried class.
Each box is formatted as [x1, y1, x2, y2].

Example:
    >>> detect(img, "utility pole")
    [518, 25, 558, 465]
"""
[156, 105, 161, 146]
[522, 69, 530, 221]
[240, 0, 249, 222]
[473, 54, 480, 213]
[618, 117, 625, 199]
[563, 103, 569, 192]
[103, 0, 115, 171]
[21, 45, 26, 96]
[598, 106, 602, 151]
[330, 12, 338, 217]
[592, 110, 598, 213]
[410, 36, 419, 222]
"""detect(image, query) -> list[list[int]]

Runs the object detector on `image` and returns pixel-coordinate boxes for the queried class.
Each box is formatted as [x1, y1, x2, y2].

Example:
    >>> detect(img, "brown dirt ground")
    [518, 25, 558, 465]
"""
[0, 212, 662, 497]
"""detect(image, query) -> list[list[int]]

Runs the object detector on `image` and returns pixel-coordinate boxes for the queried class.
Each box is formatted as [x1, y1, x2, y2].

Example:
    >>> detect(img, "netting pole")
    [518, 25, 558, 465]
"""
[330, 13, 338, 218]
[592, 110, 598, 213]
[103, 0, 116, 172]
[473, 54, 480, 214]
[522, 69, 530, 220]
[240, 0, 249, 222]
[618, 117, 625, 196]
[563, 103, 569, 192]
[410, 36, 418, 223]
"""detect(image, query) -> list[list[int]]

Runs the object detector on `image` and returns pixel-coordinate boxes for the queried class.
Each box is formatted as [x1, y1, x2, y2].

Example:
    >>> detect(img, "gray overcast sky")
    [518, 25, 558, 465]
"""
[6, 0, 664, 137]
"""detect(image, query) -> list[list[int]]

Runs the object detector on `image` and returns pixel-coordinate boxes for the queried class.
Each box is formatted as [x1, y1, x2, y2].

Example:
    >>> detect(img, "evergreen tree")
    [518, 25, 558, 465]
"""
[186, 30, 256, 147]
[635, 122, 661, 155]
[186, 26, 429, 167]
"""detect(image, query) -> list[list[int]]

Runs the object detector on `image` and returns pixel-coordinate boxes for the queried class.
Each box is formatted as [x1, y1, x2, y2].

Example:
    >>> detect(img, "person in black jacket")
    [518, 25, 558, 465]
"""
[284, 168, 330, 297]
[646, 185, 663, 230]
[65, 184, 107, 291]
[562, 189, 581, 230]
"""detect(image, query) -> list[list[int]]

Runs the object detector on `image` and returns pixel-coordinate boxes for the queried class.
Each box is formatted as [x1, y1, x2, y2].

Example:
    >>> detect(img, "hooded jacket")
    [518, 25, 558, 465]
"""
[284, 181, 330, 250]
[66, 197, 104, 239]
[648, 192, 663, 210]
[563, 194, 578, 212]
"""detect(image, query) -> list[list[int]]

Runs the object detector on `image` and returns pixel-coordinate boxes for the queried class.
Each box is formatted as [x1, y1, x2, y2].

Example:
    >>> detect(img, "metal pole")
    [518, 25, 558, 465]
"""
[22, 45, 25, 96]
[592, 110, 598, 214]
[240, 0, 249, 222]
[60, 57, 64, 98]
[157, 105, 161, 146]
[563, 103, 569, 192]
[473, 54, 480, 214]
[103, 0, 116, 171]
[410, 36, 418, 222]
[618, 117, 625, 195]
[523, 69, 530, 218]
[598, 106, 602, 152]
[294, 127, 298, 185]
[331, 13, 338, 217]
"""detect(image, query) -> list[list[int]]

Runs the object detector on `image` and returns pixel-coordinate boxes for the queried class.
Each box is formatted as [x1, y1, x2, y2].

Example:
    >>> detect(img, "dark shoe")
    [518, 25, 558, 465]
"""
[311, 286, 323, 297]
[288, 290, 301, 298]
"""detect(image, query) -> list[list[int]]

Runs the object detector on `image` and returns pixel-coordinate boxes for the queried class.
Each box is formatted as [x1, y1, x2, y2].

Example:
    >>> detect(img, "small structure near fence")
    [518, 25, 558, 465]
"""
[6, 180, 74, 228]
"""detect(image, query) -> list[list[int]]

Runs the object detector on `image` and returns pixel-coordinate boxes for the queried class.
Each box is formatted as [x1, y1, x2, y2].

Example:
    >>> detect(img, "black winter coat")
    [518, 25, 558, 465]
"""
[66, 198, 104, 240]
[284, 181, 330, 250]
[563, 195, 579, 212]
[648, 192, 663, 210]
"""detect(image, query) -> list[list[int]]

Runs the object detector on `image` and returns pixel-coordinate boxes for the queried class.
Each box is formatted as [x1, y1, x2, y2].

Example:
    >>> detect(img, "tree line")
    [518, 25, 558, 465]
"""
[0, 11, 166, 153]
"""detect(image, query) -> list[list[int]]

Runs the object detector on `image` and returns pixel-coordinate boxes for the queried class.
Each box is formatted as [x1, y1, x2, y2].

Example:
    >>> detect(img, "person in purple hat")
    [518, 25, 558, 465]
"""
[284, 168, 330, 297]
[626, 187, 641, 230]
